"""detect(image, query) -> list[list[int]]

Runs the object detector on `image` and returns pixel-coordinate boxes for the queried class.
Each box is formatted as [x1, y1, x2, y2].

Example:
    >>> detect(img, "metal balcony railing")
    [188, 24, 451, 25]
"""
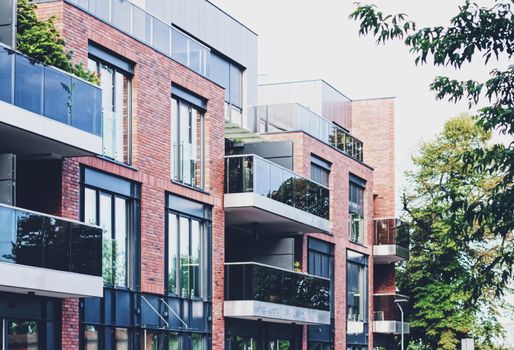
[225, 154, 330, 219]
[0, 43, 102, 136]
[225, 262, 330, 311]
[0, 203, 103, 276]
[249, 103, 364, 162]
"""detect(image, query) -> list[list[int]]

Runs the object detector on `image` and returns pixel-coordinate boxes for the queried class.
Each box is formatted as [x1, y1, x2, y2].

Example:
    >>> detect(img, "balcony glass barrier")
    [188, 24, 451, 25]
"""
[225, 262, 330, 311]
[0, 203, 102, 276]
[225, 155, 330, 220]
[373, 294, 407, 321]
[66, 0, 210, 76]
[250, 104, 364, 162]
[374, 218, 409, 249]
[0, 44, 102, 136]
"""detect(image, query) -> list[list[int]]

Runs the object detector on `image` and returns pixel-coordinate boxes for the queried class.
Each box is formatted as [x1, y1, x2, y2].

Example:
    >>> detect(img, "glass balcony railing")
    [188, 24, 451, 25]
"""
[225, 262, 330, 311]
[249, 104, 364, 162]
[0, 203, 102, 277]
[0, 43, 102, 136]
[374, 218, 409, 249]
[373, 294, 408, 322]
[66, 0, 210, 76]
[225, 155, 330, 219]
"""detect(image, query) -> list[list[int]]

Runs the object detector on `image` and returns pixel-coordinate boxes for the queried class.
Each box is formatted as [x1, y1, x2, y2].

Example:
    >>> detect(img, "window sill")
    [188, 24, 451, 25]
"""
[348, 241, 368, 249]
[171, 180, 210, 196]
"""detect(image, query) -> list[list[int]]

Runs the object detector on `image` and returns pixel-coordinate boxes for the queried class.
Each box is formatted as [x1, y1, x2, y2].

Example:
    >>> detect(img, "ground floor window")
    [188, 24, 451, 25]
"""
[228, 336, 258, 350]
[1, 319, 40, 350]
[308, 342, 332, 350]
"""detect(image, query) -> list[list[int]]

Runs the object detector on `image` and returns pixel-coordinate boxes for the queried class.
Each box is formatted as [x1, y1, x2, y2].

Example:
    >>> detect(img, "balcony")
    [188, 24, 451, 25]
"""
[0, 203, 103, 298]
[373, 218, 410, 264]
[225, 155, 330, 234]
[373, 294, 410, 335]
[224, 262, 330, 325]
[249, 104, 363, 162]
[0, 44, 102, 157]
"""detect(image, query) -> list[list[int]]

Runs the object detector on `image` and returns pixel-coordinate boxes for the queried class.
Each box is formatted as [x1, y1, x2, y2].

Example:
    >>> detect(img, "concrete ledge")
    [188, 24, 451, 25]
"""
[0, 262, 103, 298]
[373, 244, 409, 264]
[224, 300, 330, 325]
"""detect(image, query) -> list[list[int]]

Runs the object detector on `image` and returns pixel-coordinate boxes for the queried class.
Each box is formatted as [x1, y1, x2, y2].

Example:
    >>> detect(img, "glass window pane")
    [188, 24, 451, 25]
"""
[100, 193, 113, 285]
[179, 103, 191, 185]
[172, 29, 188, 67]
[192, 334, 203, 350]
[191, 220, 201, 297]
[169, 333, 180, 350]
[113, 72, 127, 162]
[153, 18, 170, 55]
[171, 98, 179, 181]
[71, 78, 98, 134]
[0, 205, 16, 263]
[179, 216, 190, 297]
[8, 320, 39, 350]
[84, 325, 100, 350]
[209, 54, 230, 102]
[112, 0, 132, 33]
[115, 328, 129, 350]
[188, 39, 203, 74]
[90, 0, 110, 22]
[15, 54, 43, 114]
[168, 213, 178, 294]
[230, 65, 242, 108]
[114, 197, 128, 287]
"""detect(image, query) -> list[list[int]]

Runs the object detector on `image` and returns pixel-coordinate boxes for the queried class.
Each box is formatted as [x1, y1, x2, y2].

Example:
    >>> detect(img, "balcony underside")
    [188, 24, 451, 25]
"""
[0, 262, 103, 298]
[224, 193, 330, 234]
[373, 321, 410, 335]
[0, 101, 102, 157]
[373, 244, 409, 264]
[224, 300, 330, 325]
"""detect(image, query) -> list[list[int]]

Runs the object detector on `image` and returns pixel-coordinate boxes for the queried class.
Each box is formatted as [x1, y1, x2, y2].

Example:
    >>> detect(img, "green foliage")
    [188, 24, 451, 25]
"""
[16, 0, 99, 84]
[350, 0, 514, 302]
[398, 116, 506, 349]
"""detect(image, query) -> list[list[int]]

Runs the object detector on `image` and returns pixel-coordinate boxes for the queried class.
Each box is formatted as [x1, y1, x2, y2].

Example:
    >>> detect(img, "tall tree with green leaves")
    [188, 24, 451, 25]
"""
[398, 115, 505, 350]
[349, 0, 514, 302]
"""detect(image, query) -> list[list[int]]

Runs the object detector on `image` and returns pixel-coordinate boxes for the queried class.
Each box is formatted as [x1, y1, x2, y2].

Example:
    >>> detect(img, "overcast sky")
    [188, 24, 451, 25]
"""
[210, 0, 506, 212]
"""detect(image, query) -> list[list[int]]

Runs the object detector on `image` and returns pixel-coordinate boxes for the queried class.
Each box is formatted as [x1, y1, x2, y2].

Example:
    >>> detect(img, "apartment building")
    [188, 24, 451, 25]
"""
[0, 1, 408, 349]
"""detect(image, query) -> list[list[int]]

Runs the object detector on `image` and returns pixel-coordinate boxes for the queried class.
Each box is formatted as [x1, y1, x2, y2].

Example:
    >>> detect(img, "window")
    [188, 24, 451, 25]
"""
[88, 56, 132, 164]
[228, 336, 258, 350]
[115, 328, 129, 350]
[311, 155, 331, 187]
[209, 53, 243, 126]
[349, 176, 365, 244]
[268, 339, 291, 350]
[166, 195, 211, 299]
[83, 325, 100, 350]
[171, 97, 205, 189]
[82, 168, 138, 289]
[309, 342, 331, 350]
[6, 320, 40, 350]
[140, 331, 181, 350]
[346, 251, 368, 323]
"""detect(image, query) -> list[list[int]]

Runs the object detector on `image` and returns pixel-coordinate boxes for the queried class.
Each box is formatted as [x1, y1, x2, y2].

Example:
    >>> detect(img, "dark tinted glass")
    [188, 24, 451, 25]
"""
[15, 54, 43, 114]
[209, 54, 230, 101]
[229, 65, 242, 108]
[44, 67, 71, 124]
[0, 205, 16, 263]
[70, 222, 102, 276]
[0, 46, 13, 103]
[44, 217, 71, 270]
[71, 78, 99, 135]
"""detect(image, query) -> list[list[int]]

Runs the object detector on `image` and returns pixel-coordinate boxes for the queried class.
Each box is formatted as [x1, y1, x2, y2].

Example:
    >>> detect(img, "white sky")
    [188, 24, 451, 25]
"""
[210, 0, 507, 212]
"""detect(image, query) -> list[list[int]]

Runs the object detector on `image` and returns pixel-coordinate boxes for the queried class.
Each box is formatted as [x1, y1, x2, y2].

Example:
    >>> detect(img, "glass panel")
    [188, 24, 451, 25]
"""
[168, 213, 178, 294]
[179, 216, 190, 298]
[169, 333, 180, 350]
[15, 210, 45, 267]
[114, 197, 128, 287]
[115, 328, 129, 350]
[133, 7, 151, 43]
[113, 72, 126, 162]
[0, 47, 13, 103]
[100, 193, 113, 285]
[209, 53, 230, 102]
[192, 334, 203, 350]
[15, 54, 43, 114]
[84, 325, 100, 350]
[90, 0, 110, 22]
[84, 188, 97, 225]
[43, 67, 71, 124]
[191, 220, 201, 297]
[112, 0, 132, 33]
[171, 98, 179, 181]
[230, 336, 258, 350]
[171, 29, 188, 67]
[153, 18, 170, 55]
[229, 65, 242, 108]
[71, 78, 98, 134]
[189, 39, 204, 75]
[7, 320, 39, 350]
[143, 331, 160, 350]
[253, 157, 269, 196]
[71, 221, 102, 276]
[179, 103, 191, 185]
[0, 205, 16, 263]
[44, 216, 71, 271]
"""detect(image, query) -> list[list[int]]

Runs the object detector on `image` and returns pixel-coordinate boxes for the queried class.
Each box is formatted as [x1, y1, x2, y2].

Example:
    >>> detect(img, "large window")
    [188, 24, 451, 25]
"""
[0, 319, 41, 350]
[346, 251, 368, 323]
[349, 176, 365, 244]
[209, 53, 243, 126]
[166, 195, 211, 299]
[82, 168, 138, 288]
[171, 97, 205, 189]
[88, 54, 132, 164]
[311, 155, 331, 187]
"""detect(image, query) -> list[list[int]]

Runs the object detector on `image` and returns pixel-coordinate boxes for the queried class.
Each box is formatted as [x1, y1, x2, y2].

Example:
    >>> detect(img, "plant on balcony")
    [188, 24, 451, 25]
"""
[16, 0, 99, 84]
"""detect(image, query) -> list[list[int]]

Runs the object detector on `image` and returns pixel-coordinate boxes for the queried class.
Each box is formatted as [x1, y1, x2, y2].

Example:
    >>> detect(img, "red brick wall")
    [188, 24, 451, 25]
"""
[36, 1, 226, 349]
[263, 132, 375, 350]
[351, 98, 396, 219]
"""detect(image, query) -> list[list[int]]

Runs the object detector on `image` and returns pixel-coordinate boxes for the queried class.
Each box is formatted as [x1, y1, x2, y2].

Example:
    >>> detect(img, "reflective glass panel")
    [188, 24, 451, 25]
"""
[7, 320, 39, 350]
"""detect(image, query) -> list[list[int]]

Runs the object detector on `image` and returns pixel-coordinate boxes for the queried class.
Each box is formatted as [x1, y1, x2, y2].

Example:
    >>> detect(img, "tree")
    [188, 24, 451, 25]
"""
[16, 0, 99, 84]
[349, 0, 514, 301]
[398, 115, 506, 349]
